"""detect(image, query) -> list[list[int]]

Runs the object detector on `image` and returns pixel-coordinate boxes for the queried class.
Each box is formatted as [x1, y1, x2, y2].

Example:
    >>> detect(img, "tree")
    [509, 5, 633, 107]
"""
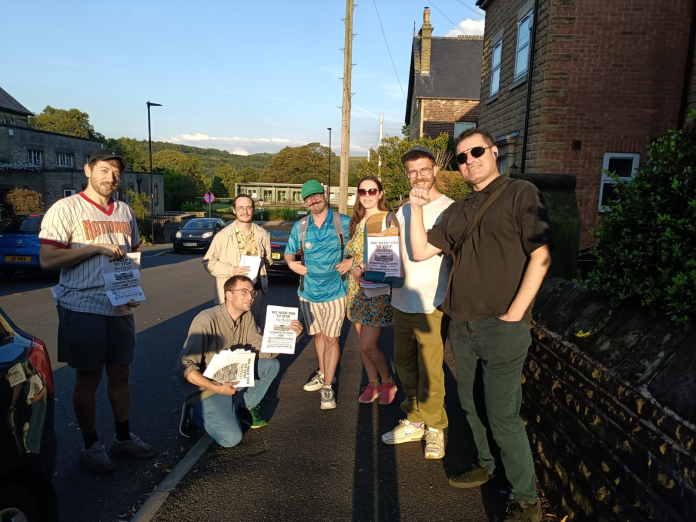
[29, 106, 104, 141]
[125, 191, 151, 220]
[239, 166, 260, 183]
[213, 165, 240, 198]
[163, 169, 200, 211]
[153, 150, 207, 196]
[260, 143, 337, 184]
[105, 137, 149, 172]
[5, 189, 45, 215]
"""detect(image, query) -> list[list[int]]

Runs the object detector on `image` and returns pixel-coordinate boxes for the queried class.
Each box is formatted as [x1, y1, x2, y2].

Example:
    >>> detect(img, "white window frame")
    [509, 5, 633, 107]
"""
[514, 10, 534, 80]
[63, 188, 76, 198]
[27, 150, 42, 166]
[57, 153, 74, 167]
[454, 122, 477, 139]
[598, 152, 640, 211]
[490, 40, 503, 96]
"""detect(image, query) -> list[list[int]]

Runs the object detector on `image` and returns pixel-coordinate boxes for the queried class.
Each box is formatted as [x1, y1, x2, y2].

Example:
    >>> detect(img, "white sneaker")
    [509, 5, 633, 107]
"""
[424, 428, 445, 459]
[381, 419, 425, 445]
[80, 441, 115, 473]
[110, 433, 157, 458]
[320, 386, 337, 410]
[304, 370, 337, 392]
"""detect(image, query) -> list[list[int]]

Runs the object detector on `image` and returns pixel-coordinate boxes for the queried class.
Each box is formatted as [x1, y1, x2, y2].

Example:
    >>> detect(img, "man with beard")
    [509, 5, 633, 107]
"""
[39, 149, 156, 473]
[408, 129, 553, 522]
[203, 194, 273, 326]
[285, 180, 351, 410]
[380, 146, 453, 460]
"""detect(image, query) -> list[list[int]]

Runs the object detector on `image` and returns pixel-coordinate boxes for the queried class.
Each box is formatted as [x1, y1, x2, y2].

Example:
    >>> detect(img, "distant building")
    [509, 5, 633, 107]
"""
[0, 87, 164, 216]
[234, 182, 357, 207]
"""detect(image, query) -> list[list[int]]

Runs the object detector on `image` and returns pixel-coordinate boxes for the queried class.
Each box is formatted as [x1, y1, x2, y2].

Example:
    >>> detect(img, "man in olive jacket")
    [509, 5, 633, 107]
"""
[203, 194, 273, 326]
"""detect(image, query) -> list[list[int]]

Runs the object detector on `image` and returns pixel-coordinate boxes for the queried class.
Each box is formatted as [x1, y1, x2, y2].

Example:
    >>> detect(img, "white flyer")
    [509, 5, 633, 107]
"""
[261, 305, 299, 354]
[102, 252, 146, 306]
[239, 255, 262, 284]
[360, 282, 391, 298]
[203, 348, 256, 388]
[366, 236, 402, 278]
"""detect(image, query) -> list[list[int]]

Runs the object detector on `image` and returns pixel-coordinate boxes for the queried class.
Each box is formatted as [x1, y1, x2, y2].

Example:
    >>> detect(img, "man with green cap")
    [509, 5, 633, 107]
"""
[284, 180, 352, 410]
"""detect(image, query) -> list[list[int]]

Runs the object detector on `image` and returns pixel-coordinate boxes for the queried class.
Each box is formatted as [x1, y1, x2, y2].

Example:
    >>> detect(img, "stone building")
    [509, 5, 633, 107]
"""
[405, 8, 483, 141]
[235, 182, 358, 208]
[0, 87, 164, 217]
[475, 0, 696, 247]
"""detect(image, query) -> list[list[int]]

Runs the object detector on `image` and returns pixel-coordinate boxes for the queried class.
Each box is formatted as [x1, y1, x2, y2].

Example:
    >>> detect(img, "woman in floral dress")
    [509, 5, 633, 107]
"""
[347, 175, 397, 405]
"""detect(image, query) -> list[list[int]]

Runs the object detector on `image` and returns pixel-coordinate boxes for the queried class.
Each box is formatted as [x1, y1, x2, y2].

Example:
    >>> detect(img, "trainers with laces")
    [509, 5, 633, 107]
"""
[381, 419, 425, 445]
[448, 461, 494, 488]
[110, 433, 157, 458]
[378, 381, 397, 405]
[320, 386, 337, 410]
[80, 441, 115, 473]
[179, 402, 198, 438]
[424, 428, 445, 459]
[358, 382, 380, 403]
[249, 405, 268, 428]
[303, 370, 337, 392]
[504, 497, 542, 522]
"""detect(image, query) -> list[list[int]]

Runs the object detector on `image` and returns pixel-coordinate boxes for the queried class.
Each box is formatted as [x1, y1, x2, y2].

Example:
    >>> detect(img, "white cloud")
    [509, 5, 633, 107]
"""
[166, 133, 304, 155]
[445, 19, 485, 37]
[231, 149, 249, 156]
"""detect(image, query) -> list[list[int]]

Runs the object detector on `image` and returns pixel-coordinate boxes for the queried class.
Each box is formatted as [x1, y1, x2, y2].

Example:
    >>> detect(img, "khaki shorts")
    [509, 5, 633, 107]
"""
[299, 296, 346, 338]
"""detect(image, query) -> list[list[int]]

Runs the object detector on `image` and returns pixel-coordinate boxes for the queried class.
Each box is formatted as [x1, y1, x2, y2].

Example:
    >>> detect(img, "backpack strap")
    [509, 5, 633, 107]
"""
[298, 217, 309, 292]
[332, 211, 346, 281]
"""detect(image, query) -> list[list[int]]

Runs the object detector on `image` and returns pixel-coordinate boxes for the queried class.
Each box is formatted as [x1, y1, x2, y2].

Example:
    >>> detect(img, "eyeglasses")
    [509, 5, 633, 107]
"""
[456, 146, 493, 165]
[358, 188, 379, 197]
[234, 206, 254, 213]
[304, 193, 324, 203]
[228, 289, 258, 298]
[405, 167, 433, 179]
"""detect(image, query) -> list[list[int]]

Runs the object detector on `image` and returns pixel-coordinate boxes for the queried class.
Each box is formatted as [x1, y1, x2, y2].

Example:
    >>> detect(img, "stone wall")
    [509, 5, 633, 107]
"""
[524, 278, 696, 521]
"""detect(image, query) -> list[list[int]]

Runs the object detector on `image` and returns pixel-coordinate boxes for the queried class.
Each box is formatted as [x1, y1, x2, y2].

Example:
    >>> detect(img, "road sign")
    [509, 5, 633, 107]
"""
[258, 199, 265, 208]
[204, 192, 215, 204]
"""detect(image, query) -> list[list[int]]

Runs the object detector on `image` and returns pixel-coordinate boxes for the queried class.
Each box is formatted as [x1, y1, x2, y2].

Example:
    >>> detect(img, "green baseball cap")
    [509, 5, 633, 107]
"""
[301, 180, 325, 200]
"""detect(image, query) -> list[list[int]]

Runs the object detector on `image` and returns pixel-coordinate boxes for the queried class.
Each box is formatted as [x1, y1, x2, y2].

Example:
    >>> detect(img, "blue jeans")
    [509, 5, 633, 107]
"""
[192, 358, 280, 448]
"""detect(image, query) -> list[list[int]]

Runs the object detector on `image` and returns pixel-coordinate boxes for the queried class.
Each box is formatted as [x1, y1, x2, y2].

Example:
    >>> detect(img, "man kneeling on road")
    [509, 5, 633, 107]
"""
[176, 275, 303, 447]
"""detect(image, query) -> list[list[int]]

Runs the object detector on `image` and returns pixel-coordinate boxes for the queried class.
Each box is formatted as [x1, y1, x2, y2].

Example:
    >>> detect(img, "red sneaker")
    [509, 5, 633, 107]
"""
[378, 381, 397, 405]
[358, 382, 380, 403]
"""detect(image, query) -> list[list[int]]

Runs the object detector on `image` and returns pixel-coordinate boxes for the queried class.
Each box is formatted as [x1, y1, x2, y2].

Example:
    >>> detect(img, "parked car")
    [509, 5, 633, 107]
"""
[173, 218, 226, 253]
[262, 221, 301, 275]
[0, 307, 58, 521]
[0, 214, 45, 276]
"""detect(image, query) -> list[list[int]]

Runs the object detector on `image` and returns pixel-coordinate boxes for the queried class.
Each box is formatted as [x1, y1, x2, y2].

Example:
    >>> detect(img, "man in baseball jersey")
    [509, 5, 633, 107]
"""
[39, 149, 156, 473]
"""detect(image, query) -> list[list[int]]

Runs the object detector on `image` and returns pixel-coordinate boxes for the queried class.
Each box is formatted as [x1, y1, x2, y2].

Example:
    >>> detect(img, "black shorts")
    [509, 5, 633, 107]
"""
[57, 305, 136, 370]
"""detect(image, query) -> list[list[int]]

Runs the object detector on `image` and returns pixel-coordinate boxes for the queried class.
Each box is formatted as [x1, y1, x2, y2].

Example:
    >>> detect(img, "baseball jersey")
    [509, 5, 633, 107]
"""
[39, 192, 140, 316]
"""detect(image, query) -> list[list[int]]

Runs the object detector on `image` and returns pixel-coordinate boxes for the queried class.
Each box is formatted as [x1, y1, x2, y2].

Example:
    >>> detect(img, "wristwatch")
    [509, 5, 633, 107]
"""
[344, 255, 353, 261]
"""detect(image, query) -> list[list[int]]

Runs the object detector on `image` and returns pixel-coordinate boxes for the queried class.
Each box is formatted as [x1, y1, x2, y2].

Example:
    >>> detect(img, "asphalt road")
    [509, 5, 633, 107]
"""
[0, 247, 526, 521]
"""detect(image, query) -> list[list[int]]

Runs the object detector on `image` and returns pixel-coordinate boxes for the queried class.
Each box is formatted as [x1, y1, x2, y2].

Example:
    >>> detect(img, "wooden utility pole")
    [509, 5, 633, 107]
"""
[339, 0, 354, 215]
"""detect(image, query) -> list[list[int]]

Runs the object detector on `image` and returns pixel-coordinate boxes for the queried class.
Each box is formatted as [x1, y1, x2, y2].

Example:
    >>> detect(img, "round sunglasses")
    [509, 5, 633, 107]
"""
[456, 146, 493, 164]
[358, 188, 379, 197]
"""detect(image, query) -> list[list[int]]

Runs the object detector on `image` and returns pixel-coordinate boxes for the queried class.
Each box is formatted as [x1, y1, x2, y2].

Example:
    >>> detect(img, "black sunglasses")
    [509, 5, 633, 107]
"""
[456, 146, 493, 165]
[358, 188, 379, 197]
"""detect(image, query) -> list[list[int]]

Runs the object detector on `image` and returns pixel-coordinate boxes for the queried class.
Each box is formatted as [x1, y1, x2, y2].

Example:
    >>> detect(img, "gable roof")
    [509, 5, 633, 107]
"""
[405, 36, 483, 124]
[0, 87, 33, 117]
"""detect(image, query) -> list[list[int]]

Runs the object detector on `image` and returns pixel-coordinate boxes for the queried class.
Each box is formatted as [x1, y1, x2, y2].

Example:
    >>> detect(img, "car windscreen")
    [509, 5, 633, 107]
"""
[269, 230, 291, 241]
[4, 215, 43, 234]
[182, 220, 215, 230]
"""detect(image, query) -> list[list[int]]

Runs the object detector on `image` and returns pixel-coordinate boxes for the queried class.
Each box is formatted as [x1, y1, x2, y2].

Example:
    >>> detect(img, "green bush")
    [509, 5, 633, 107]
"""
[585, 113, 696, 328]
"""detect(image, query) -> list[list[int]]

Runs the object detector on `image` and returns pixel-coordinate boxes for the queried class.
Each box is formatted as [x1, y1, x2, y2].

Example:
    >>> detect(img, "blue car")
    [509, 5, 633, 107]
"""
[0, 214, 44, 276]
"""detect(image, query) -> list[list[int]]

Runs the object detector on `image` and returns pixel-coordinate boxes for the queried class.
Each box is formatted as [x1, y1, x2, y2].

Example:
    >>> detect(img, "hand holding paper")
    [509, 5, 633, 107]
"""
[239, 255, 262, 284]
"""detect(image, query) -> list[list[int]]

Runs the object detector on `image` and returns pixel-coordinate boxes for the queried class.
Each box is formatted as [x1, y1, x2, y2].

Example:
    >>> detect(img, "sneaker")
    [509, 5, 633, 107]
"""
[110, 433, 157, 458]
[448, 461, 494, 488]
[381, 419, 425, 445]
[424, 428, 445, 459]
[504, 498, 542, 522]
[320, 386, 337, 410]
[179, 402, 198, 438]
[378, 381, 397, 405]
[358, 382, 380, 403]
[304, 370, 337, 392]
[238, 406, 253, 427]
[249, 405, 268, 429]
[80, 441, 115, 473]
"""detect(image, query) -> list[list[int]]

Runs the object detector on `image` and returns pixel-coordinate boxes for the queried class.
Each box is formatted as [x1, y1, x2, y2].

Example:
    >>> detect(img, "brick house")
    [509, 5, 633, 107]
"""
[0, 87, 164, 217]
[405, 8, 483, 141]
[475, 0, 696, 247]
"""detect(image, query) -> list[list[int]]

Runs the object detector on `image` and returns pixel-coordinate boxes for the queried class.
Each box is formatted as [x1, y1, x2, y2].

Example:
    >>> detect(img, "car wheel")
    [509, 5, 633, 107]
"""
[0, 485, 41, 521]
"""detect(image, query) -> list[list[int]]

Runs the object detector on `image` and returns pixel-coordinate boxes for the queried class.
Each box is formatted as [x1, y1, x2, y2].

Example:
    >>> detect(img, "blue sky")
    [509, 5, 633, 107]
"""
[1, 1, 484, 156]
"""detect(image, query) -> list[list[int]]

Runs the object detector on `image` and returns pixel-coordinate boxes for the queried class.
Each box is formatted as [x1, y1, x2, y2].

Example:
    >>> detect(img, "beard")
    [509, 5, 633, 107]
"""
[308, 199, 326, 215]
[409, 176, 435, 191]
[89, 177, 118, 198]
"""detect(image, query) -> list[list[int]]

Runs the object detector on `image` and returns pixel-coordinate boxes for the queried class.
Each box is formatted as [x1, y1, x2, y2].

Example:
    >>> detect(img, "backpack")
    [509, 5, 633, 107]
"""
[298, 211, 345, 292]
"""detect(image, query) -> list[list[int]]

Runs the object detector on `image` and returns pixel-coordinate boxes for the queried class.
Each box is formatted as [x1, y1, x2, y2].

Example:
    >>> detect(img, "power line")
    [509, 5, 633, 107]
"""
[430, 0, 483, 49]
[452, 0, 485, 19]
[372, 0, 406, 101]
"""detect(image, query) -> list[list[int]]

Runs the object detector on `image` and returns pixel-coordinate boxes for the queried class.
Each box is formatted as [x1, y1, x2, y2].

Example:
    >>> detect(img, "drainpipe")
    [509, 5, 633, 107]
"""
[520, 0, 540, 173]
[678, 1, 696, 128]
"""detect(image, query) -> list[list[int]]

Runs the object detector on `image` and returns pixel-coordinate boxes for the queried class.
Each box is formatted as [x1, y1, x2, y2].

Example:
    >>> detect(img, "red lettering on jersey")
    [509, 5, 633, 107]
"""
[83, 221, 93, 241]
[107, 222, 114, 233]
[91, 221, 101, 239]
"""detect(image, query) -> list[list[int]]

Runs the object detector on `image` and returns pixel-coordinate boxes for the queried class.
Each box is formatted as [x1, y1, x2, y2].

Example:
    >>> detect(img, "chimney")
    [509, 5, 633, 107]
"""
[419, 7, 433, 75]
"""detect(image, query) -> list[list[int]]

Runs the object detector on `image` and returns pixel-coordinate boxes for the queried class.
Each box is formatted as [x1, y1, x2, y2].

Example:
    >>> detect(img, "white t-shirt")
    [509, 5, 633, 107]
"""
[39, 192, 140, 316]
[391, 194, 454, 314]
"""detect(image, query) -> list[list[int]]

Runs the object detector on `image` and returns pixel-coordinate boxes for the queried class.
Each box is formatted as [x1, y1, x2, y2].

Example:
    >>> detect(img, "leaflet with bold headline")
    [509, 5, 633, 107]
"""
[102, 252, 146, 306]
[260, 305, 299, 354]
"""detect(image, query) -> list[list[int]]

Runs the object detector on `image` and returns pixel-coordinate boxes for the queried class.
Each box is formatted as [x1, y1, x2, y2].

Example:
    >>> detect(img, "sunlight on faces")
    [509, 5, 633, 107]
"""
[234, 195, 255, 223]
[358, 180, 381, 210]
[85, 159, 122, 198]
[404, 156, 438, 190]
[304, 192, 327, 215]
[225, 280, 255, 312]
[456, 134, 498, 188]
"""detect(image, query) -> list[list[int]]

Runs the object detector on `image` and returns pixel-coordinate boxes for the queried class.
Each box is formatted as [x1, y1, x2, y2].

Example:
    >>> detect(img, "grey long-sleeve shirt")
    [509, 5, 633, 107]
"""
[176, 304, 276, 405]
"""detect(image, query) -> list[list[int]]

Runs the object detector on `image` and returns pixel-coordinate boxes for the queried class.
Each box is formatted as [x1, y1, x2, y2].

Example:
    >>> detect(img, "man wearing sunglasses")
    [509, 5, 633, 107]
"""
[407, 129, 553, 522]
[176, 275, 303, 446]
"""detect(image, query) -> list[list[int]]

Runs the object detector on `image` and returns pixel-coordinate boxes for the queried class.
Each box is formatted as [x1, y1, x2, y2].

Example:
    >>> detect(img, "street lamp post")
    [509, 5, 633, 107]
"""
[147, 101, 162, 242]
[327, 127, 332, 208]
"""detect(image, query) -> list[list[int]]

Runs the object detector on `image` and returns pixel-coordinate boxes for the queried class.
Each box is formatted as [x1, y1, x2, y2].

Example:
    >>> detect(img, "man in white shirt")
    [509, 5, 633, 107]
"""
[381, 146, 453, 460]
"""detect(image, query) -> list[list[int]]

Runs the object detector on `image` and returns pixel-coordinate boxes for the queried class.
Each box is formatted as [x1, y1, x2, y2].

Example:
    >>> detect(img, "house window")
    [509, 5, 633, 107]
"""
[514, 10, 534, 80]
[454, 122, 477, 140]
[490, 40, 502, 96]
[599, 153, 639, 211]
[57, 153, 74, 167]
[27, 150, 43, 166]
[497, 156, 509, 174]
[63, 189, 76, 198]
[278, 190, 287, 202]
